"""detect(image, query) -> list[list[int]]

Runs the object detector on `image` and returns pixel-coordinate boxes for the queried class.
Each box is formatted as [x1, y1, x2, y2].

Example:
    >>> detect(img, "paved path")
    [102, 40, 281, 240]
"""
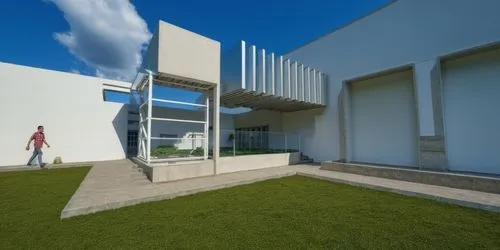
[60, 160, 500, 219]
[0, 161, 100, 172]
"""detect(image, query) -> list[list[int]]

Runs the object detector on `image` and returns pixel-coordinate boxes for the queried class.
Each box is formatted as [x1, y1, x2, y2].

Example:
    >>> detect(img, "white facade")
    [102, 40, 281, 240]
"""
[2, 0, 500, 175]
[0, 61, 236, 167]
[0, 62, 130, 166]
[281, 0, 500, 174]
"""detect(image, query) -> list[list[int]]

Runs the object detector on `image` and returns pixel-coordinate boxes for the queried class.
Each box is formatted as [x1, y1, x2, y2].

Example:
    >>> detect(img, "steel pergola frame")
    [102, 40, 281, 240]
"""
[135, 70, 215, 165]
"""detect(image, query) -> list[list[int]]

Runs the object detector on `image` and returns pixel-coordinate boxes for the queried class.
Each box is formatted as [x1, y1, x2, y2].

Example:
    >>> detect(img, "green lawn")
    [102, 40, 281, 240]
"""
[1, 168, 500, 249]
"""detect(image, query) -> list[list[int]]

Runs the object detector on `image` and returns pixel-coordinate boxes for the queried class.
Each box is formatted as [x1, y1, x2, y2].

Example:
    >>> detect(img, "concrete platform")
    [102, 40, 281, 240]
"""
[132, 158, 215, 183]
[131, 152, 301, 183]
[59, 160, 500, 219]
[61, 160, 297, 219]
[321, 161, 500, 194]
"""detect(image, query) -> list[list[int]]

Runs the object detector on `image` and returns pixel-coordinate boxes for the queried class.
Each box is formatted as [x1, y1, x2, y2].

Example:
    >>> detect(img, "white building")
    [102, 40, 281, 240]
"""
[1, 0, 499, 176]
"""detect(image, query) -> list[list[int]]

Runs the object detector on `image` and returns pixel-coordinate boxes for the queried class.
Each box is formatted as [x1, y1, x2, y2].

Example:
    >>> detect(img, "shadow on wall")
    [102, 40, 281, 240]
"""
[289, 108, 325, 136]
[112, 105, 129, 157]
[283, 107, 326, 158]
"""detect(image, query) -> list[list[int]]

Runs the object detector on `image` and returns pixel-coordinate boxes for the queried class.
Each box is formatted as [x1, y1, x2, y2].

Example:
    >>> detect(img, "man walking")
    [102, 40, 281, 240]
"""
[26, 125, 50, 167]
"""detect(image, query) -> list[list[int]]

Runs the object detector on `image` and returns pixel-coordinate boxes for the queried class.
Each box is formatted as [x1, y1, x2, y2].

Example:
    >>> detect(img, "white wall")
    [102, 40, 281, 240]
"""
[221, 41, 245, 93]
[281, 108, 325, 157]
[156, 20, 220, 85]
[285, 0, 500, 162]
[0, 62, 129, 166]
[234, 110, 282, 132]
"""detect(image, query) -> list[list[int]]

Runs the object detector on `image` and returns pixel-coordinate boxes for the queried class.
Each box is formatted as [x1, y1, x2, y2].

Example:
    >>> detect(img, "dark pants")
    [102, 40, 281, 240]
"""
[28, 148, 43, 166]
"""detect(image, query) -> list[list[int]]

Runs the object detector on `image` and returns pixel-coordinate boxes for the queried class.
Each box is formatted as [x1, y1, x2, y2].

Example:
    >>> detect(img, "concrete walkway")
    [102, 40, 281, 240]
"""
[0, 161, 101, 172]
[60, 160, 500, 219]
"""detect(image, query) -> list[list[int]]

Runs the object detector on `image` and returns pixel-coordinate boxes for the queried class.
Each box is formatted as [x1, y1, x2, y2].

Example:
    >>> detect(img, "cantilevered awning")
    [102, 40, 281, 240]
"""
[220, 41, 327, 112]
[221, 90, 324, 112]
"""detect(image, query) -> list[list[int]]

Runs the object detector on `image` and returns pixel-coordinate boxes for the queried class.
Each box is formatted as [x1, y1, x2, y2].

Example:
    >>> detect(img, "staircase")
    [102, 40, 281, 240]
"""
[131, 163, 150, 182]
[299, 153, 314, 164]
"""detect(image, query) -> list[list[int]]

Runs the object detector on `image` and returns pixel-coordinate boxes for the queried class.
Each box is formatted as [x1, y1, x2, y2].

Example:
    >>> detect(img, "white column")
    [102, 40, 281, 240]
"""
[311, 69, 317, 104]
[316, 71, 321, 105]
[246, 45, 256, 91]
[415, 59, 438, 136]
[299, 64, 304, 102]
[321, 73, 327, 105]
[257, 49, 266, 94]
[275, 56, 284, 97]
[291, 61, 298, 100]
[305, 67, 310, 102]
[204, 94, 209, 160]
[283, 59, 291, 99]
[414, 59, 446, 170]
[213, 86, 220, 174]
[137, 105, 143, 158]
[146, 72, 153, 163]
[266, 53, 275, 95]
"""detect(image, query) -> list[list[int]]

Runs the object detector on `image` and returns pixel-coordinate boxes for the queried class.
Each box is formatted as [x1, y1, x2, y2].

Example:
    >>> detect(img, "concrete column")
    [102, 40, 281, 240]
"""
[212, 85, 220, 174]
[146, 72, 153, 164]
[338, 82, 347, 162]
[339, 81, 351, 163]
[414, 59, 446, 170]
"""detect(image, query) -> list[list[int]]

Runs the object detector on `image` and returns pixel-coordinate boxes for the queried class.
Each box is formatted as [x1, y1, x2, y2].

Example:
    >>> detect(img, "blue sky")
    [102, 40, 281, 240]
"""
[0, 0, 389, 108]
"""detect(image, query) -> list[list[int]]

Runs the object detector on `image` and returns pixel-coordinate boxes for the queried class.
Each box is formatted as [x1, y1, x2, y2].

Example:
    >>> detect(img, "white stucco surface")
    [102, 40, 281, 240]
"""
[0, 62, 129, 166]
[155, 21, 220, 85]
[285, 0, 500, 162]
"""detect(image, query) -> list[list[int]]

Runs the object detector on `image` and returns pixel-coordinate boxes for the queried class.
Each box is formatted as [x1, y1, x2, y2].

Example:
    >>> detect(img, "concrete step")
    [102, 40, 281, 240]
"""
[299, 159, 314, 164]
[130, 171, 148, 180]
[321, 161, 500, 194]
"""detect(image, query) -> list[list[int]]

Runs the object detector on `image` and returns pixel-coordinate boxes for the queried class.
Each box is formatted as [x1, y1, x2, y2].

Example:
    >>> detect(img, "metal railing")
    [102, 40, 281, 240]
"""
[150, 135, 206, 160]
[215, 129, 300, 157]
[145, 129, 301, 159]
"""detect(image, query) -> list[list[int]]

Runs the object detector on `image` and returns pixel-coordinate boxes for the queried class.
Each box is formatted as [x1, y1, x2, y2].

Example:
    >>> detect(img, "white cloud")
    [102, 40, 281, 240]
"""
[48, 0, 152, 81]
[69, 68, 80, 74]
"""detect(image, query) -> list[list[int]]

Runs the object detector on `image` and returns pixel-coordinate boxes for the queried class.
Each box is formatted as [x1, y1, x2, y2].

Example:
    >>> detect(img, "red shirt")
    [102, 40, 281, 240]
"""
[31, 132, 45, 148]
